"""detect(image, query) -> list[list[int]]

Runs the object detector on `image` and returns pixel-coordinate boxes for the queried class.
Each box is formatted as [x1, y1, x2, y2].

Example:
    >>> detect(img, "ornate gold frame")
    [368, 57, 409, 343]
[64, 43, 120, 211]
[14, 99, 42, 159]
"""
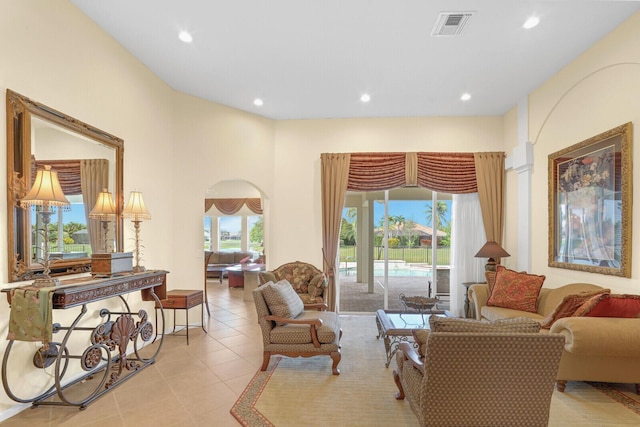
[6, 89, 124, 282]
[548, 122, 632, 277]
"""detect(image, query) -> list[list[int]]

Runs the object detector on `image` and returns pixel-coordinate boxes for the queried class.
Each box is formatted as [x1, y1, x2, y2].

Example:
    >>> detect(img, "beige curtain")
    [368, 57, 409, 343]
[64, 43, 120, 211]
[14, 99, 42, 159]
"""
[81, 159, 109, 252]
[204, 198, 263, 215]
[321, 153, 351, 311]
[474, 152, 506, 244]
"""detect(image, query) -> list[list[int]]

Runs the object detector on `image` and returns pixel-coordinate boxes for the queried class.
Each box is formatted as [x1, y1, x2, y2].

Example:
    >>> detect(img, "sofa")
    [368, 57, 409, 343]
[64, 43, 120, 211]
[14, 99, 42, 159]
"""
[258, 261, 328, 305]
[470, 278, 640, 393]
[205, 250, 254, 281]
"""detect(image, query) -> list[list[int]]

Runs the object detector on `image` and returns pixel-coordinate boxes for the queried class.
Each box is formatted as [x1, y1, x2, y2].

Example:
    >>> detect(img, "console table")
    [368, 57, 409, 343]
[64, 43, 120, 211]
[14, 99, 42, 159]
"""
[1, 270, 168, 410]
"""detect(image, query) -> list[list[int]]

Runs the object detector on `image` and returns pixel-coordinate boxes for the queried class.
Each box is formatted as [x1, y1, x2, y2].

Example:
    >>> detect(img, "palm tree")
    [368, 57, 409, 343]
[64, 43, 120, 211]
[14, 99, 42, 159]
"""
[425, 201, 448, 245]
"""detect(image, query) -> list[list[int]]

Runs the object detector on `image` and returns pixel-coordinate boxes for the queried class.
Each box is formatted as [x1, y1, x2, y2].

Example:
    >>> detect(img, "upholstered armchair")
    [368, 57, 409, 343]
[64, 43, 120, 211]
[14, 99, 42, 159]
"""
[393, 317, 565, 427]
[253, 281, 342, 375]
[258, 261, 328, 305]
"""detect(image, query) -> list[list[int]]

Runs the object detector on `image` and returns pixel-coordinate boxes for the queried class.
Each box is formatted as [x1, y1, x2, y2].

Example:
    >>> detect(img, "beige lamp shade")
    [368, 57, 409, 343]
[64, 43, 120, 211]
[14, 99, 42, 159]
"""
[123, 191, 151, 221]
[475, 241, 510, 259]
[21, 165, 70, 209]
[89, 188, 117, 220]
[475, 241, 510, 272]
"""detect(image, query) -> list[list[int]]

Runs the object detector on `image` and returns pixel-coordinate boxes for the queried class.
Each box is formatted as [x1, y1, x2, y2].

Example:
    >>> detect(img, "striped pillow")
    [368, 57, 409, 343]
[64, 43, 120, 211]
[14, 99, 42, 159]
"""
[262, 279, 304, 324]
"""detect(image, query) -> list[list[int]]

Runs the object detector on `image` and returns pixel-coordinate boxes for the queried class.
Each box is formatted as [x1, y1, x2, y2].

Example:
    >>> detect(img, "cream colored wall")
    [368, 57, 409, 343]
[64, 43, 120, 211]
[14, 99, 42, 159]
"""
[0, 0, 274, 417]
[524, 11, 640, 290]
[270, 116, 504, 268]
[502, 106, 519, 269]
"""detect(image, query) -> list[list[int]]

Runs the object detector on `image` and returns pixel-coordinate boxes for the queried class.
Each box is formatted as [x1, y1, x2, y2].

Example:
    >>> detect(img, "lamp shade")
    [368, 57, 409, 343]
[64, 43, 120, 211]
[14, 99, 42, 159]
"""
[123, 191, 151, 221]
[475, 241, 510, 259]
[21, 165, 70, 208]
[89, 188, 117, 220]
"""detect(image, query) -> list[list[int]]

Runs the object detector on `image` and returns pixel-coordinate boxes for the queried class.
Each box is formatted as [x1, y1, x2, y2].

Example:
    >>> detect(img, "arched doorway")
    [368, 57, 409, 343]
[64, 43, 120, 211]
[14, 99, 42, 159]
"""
[204, 180, 267, 258]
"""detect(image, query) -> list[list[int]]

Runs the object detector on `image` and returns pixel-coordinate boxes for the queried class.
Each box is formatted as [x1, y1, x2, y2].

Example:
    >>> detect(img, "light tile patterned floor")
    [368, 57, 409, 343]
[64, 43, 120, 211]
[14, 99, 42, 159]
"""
[0, 279, 638, 426]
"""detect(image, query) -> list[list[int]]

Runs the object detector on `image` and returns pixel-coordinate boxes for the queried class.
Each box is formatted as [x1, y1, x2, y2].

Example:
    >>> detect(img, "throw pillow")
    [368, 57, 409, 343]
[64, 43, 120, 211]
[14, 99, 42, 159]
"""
[541, 289, 611, 328]
[259, 271, 277, 285]
[572, 291, 612, 317]
[261, 279, 304, 324]
[412, 329, 430, 357]
[308, 274, 326, 298]
[575, 294, 640, 318]
[238, 256, 251, 264]
[486, 265, 545, 313]
[429, 316, 542, 334]
[411, 317, 542, 358]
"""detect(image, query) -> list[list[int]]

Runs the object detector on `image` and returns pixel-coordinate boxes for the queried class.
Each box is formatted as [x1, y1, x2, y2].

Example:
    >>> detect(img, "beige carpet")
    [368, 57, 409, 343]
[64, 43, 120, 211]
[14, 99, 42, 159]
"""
[231, 316, 640, 427]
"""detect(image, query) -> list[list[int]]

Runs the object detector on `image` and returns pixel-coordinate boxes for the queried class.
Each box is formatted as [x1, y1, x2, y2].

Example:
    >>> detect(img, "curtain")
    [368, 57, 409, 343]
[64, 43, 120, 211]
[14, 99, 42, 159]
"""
[81, 159, 109, 252]
[205, 198, 263, 215]
[449, 193, 486, 317]
[34, 159, 82, 195]
[321, 153, 351, 311]
[474, 152, 506, 244]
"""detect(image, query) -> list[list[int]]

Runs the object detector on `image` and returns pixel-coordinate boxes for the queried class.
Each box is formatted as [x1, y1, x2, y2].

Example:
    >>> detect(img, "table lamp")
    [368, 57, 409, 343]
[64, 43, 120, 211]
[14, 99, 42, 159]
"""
[474, 241, 510, 272]
[123, 191, 151, 272]
[89, 188, 117, 253]
[20, 165, 70, 287]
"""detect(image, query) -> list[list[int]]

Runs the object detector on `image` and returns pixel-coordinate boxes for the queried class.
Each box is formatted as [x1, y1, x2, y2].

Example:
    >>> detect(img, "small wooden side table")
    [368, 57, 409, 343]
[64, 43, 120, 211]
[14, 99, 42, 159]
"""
[155, 289, 207, 345]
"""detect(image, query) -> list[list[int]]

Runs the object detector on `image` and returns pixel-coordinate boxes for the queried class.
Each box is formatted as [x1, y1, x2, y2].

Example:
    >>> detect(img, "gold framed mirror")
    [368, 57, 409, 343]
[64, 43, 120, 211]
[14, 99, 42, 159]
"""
[6, 89, 124, 282]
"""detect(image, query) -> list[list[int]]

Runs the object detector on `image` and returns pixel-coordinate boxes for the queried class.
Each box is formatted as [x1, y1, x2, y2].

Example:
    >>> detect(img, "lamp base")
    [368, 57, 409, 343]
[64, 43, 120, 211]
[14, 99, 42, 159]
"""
[133, 265, 146, 273]
[31, 276, 61, 288]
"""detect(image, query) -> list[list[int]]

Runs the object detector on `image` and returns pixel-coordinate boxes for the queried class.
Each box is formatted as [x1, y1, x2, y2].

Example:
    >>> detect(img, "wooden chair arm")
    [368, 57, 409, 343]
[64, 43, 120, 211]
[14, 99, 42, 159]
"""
[304, 303, 328, 311]
[398, 341, 424, 374]
[263, 315, 323, 347]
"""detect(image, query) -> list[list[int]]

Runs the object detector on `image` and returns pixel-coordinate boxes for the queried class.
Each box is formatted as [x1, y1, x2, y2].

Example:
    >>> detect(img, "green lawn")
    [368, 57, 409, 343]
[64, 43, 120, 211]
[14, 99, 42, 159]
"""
[340, 245, 450, 265]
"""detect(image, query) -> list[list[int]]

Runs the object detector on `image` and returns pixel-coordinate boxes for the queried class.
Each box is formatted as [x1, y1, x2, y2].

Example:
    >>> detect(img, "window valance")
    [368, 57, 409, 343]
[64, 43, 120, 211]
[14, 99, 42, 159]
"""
[205, 198, 263, 215]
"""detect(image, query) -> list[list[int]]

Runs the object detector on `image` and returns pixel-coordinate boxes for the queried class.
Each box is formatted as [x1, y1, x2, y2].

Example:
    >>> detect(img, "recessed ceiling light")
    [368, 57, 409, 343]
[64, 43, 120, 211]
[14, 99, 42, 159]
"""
[523, 16, 540, 29]
[253, 98, 264, 107]
[360, 93, 371, 103]
[460, 93, 471, 101]
[178, 30, 193, 43]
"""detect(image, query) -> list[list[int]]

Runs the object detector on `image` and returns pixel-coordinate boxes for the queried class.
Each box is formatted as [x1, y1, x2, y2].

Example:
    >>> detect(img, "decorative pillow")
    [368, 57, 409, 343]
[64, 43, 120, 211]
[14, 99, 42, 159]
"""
[412, 329, 431, 357]
[261, 280, 304, 324]
[259, 271, 277, 285]
[429, 316, 542, 334]
[238, 256, 251, 264]
[308, 274, 326, 297]
[486, 265, 546, 313]
[541, 289, 611, 328]
[572, 291, 612, 317]
[575, 294, 640, 318]
[411, 317, 541, 357]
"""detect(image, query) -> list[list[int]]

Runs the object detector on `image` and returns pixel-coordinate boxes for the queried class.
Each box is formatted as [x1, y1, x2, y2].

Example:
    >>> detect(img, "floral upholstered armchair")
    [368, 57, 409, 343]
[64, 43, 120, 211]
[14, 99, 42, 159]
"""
[258, 261, 328, 305]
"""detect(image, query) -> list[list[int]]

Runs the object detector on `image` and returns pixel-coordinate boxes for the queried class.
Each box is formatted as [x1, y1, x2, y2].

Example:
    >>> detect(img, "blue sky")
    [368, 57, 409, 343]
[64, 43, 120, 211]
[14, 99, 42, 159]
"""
[346, 200, 452, 227]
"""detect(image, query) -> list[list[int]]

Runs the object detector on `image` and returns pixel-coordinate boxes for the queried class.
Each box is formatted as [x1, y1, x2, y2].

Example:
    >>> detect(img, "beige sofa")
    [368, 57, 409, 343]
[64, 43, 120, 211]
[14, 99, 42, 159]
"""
[469, 282, 640, 393]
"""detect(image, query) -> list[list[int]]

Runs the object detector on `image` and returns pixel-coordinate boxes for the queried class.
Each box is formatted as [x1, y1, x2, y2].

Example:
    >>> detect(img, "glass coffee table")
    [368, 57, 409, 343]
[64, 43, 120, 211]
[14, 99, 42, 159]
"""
[375, 309, 452, 367]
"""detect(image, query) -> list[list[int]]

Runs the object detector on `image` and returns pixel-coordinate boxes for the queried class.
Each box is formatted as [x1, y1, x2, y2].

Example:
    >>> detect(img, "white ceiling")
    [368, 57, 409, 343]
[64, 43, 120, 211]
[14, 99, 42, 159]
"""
[71, 0, 640, 120]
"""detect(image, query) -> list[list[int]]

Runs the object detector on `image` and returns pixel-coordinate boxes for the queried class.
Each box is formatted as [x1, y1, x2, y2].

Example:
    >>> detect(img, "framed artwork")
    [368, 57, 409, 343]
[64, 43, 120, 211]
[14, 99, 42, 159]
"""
[548, 122, 633, 277]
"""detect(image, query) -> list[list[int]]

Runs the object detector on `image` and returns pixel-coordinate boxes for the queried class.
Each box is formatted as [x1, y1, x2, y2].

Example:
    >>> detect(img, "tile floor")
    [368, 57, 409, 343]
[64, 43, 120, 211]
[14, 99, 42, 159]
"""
[0, 280, 260, 426]
[1, 278, 638, 426]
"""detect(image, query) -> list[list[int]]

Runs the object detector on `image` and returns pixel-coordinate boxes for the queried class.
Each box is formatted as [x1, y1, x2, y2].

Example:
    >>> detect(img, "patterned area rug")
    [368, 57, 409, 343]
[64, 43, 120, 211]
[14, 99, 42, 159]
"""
[231, 316, 640, 426]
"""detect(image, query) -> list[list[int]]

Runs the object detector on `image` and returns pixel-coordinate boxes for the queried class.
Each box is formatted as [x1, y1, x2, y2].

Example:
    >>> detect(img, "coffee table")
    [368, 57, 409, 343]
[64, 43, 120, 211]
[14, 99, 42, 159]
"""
[375, 309, 452, 367]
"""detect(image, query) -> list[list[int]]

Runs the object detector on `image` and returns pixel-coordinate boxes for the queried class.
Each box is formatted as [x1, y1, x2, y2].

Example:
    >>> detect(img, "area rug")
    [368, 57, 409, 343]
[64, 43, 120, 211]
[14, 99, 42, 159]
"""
[231, 316, 640, 426]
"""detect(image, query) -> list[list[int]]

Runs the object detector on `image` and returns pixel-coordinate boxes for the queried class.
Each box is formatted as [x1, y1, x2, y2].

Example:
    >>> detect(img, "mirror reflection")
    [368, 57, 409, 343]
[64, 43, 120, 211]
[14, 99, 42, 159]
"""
[6, 89, 124, 282]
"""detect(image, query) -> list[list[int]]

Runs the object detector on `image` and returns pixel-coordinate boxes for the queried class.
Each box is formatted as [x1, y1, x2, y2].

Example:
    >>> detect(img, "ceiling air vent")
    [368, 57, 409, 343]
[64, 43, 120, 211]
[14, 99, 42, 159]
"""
[431, 12, 474, 37]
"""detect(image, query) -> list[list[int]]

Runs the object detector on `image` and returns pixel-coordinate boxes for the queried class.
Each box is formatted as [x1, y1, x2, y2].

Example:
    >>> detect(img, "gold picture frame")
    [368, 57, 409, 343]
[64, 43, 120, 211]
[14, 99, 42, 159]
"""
[548, 122, 633, 277]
